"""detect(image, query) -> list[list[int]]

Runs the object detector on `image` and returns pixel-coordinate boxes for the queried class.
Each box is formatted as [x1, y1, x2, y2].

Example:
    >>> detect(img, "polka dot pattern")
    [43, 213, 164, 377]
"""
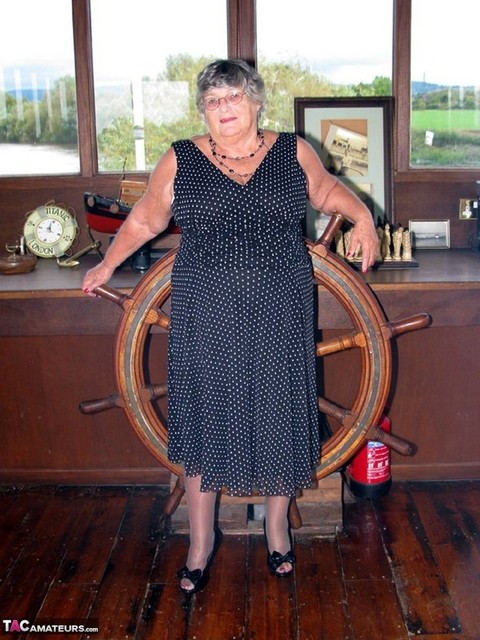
[167, 133, 320, 497]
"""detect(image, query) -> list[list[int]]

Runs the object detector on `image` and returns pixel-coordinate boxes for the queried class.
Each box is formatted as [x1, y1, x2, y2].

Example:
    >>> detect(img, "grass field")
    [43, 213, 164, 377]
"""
[410, 109, 480, 166]
[412, 109, 480, 130]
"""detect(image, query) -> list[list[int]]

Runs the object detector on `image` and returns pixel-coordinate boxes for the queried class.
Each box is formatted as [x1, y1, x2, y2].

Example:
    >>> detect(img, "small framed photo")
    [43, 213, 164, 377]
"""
[409, 219, 450, 249]
[459, 198, 476, 219]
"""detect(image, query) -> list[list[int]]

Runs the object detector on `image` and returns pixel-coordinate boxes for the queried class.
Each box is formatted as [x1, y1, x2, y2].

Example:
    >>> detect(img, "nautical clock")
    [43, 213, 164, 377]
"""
[23, 204, 78, 258]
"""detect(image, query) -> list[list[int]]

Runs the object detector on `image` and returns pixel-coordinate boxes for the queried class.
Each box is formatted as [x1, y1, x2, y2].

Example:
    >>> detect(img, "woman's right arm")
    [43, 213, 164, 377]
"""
[82, 147, 177, 295]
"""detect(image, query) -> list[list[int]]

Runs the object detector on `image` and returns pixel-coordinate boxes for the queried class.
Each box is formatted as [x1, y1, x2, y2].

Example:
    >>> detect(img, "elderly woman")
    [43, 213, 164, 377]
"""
[82, 59, 378, 593]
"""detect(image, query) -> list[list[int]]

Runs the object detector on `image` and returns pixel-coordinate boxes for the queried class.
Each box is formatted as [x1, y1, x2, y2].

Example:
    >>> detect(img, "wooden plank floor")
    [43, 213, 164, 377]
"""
[0, 481, 479, 640]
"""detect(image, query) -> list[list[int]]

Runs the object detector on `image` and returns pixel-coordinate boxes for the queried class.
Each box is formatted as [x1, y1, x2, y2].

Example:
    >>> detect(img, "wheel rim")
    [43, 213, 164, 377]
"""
[112, 226, 392, 480]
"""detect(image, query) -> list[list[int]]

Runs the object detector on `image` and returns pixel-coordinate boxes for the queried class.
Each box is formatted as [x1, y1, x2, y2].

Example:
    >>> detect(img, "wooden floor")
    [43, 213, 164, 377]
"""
[1, 481, 479, 640]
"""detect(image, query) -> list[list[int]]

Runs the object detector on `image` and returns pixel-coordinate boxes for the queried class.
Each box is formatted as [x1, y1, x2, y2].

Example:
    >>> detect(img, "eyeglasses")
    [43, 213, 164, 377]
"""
[202, 91, 246, 111]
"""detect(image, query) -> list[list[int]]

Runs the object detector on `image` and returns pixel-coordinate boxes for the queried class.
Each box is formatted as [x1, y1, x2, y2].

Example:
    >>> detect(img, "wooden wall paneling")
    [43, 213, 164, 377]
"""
[395, 178, 479, 249]
[317, 269, 480, 481]
[0, 334, 169, 484]
[321, 326, 480, 481]
[1, 252, 479, 485]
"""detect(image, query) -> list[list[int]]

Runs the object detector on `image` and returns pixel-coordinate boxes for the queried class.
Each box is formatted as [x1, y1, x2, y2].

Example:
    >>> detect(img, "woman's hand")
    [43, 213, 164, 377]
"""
[296, 138, 379, 273]
[82, 261, 115, 296]
[347, 216, 379, 274]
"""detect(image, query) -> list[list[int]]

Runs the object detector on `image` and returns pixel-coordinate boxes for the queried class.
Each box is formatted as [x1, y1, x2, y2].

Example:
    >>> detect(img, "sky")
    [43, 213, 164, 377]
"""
[0, 0, 479, 90]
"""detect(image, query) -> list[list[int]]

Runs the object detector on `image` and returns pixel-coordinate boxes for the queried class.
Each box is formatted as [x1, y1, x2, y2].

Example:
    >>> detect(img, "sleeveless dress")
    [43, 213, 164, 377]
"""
[168, 132, 320, 497]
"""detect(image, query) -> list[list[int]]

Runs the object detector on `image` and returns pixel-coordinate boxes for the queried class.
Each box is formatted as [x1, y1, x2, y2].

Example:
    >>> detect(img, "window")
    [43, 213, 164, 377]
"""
[411, 0, 480, 168]
[2, 1, 478, 180]
[256, 0, 393, 131]
[90, 0, 228, 173]
[0, 0, 79, 176]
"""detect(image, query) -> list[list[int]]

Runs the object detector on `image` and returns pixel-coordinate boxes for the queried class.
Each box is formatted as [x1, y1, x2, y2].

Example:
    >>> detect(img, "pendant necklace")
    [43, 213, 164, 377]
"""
[209, 130, 265, 179]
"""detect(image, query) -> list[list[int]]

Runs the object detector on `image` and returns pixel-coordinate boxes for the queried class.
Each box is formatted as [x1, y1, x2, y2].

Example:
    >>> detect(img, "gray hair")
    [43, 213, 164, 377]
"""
[196, 59, 266, 117]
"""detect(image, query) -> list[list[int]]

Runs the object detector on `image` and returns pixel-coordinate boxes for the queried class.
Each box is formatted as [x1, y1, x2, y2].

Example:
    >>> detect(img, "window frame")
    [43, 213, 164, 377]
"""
[0, 0, 476, 188]
[393, 0, 479, 183]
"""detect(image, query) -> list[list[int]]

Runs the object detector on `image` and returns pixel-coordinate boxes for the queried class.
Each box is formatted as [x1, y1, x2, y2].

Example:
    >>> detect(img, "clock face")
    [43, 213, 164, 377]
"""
[37, 218, 64, 245]
[23, 205, 78, 258]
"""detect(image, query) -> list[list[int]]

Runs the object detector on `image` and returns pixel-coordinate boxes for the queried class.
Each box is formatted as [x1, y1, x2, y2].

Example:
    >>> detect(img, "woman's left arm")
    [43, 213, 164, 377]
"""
[297, 136, 379, 273]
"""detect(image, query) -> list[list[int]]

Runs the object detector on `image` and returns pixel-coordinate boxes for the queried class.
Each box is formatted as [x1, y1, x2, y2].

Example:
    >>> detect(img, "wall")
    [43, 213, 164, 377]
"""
[395, 178, 479, 249]
[1, 171, 479, 256]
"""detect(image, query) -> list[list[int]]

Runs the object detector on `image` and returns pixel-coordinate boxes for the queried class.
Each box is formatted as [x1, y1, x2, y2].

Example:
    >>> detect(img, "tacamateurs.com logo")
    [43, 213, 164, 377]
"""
[2, 619, 99, 634]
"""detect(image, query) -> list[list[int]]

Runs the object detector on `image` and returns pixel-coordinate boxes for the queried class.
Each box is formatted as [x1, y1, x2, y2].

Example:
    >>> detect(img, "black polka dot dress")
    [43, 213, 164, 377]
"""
[168, 132, 320, 497]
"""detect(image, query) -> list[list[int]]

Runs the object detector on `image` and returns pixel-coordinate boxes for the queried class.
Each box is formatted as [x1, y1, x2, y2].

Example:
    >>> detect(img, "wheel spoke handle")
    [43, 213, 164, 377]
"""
[315, 313, 431, 363]
[93, 284, 131, 308]
[79, 393, 125, 414]
[316, 331, 366, 357]
[162, 475, 185, 516]
[368, 424, 417, 457]
[80, 383, 167, 414]
[288, 497, 303, 529]
[313, 212, 344, 248]
[383, 313, 432, 338]
[317, 397, 356, 430]
[93, 284, 170, 328]
[317, 396, 416, 456]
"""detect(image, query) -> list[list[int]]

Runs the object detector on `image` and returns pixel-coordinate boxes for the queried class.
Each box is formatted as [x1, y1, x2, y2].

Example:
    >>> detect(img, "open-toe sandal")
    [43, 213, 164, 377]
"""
[267, 549, 295, 578]
[177, 529, 222, 594]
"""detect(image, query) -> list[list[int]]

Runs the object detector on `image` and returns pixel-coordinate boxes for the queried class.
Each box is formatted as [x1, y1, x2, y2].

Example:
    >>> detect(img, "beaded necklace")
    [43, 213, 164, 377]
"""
[208, 130, 265, 179]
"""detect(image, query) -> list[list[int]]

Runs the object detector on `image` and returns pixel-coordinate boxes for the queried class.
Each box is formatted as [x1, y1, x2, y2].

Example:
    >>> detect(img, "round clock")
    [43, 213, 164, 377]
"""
[23, 204, 78, 258]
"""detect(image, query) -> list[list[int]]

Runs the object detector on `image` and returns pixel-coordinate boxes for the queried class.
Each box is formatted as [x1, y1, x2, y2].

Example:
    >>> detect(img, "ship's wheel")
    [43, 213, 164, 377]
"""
[80, 214, 430, 499]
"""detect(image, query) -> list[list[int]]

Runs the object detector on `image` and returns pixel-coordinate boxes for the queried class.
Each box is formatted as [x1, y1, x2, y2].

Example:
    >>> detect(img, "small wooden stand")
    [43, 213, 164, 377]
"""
[168, 472, 345, 537]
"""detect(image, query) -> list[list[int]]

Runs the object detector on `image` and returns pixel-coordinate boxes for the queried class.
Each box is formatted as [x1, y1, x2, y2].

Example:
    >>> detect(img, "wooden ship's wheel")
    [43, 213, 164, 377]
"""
[80, 214, 431, 513]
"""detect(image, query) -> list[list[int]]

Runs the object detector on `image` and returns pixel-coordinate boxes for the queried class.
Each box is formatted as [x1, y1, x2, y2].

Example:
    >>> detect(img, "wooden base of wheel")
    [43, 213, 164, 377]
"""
[167, 473, 344, 537]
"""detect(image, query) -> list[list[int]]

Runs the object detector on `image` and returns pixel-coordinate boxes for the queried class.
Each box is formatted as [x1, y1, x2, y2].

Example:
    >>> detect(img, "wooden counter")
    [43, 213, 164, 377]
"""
[1, 249, 479, 483]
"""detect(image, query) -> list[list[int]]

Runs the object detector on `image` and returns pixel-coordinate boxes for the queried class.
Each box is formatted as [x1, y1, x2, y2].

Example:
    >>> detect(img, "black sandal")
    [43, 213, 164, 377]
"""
[264, 518, 295, 578]
[177, 529, 222, 594]
[177, 565, 209, 594]
[267, 549, 295, 578]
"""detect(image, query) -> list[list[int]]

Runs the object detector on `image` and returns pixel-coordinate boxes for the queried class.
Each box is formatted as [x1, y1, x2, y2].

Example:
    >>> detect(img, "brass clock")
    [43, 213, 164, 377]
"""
[23, 204, 78, 258]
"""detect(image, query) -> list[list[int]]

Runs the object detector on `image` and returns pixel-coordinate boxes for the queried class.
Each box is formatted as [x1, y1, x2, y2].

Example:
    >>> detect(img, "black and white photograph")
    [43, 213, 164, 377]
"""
[323, 123, 368, 177]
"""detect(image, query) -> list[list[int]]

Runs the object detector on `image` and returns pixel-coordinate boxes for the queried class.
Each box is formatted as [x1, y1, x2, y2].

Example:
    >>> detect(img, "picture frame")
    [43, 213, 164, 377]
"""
[294, 97, 394, 240]
[458, 198, 477, 220]
[408, 219, 450, 249]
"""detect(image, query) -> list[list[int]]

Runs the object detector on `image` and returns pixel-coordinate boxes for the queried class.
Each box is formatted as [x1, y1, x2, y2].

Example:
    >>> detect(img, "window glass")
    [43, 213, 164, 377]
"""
[256, 0, 393, 131]
[0, 0, 79, 176]
[411, 0, 480, 168]
[91, 1, 228, 173]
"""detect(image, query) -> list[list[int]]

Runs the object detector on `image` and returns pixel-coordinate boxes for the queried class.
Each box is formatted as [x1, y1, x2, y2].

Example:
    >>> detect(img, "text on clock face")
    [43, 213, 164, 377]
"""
[43, 205, 74, 222]
[37, 219, 63, 243]
[26, 240, 56, 256]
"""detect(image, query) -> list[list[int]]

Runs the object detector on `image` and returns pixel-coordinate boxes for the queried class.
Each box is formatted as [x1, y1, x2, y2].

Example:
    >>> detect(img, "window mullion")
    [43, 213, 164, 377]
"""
[72, 0, 97, 177]
[228, 0, 257, 66]
[393, 0, 412, 173]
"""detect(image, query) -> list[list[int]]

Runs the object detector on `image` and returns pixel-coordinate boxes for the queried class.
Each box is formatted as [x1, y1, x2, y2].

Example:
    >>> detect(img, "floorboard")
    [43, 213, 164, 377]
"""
[0, 481, 479, 640]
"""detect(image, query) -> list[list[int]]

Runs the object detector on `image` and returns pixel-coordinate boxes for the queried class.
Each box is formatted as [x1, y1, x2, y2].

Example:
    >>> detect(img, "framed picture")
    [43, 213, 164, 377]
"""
[294, 97, 393, 240]
[458, 198, 477, 220]
[409, 219, 450, 249]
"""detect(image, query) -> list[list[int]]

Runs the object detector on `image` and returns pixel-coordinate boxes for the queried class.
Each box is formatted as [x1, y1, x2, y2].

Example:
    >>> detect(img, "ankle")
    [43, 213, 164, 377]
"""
[186, 532, 216, 570]
[264, 519, 291, 556]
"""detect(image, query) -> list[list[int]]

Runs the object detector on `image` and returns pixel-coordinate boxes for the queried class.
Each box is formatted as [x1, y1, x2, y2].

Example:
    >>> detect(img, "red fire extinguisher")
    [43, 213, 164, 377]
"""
[347, 415, 392, 499]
